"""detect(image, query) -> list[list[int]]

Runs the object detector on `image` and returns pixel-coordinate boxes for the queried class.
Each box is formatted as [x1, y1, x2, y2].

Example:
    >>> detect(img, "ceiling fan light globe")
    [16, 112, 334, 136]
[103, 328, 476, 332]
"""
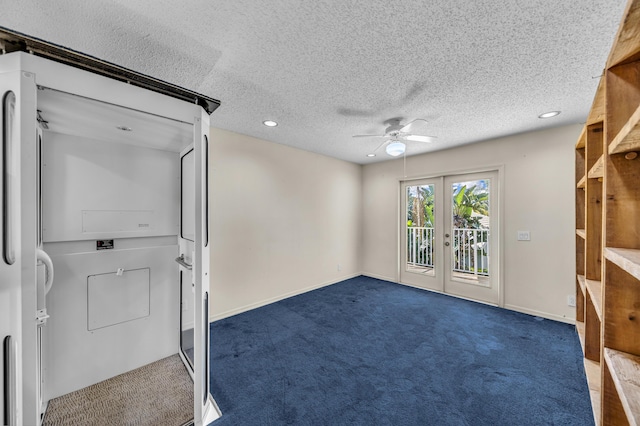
[386, 141, 406, 157]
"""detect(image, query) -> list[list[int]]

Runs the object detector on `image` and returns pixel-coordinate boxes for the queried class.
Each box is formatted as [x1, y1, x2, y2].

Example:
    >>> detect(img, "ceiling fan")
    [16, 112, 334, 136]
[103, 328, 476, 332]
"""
[353, 118, 436, 157]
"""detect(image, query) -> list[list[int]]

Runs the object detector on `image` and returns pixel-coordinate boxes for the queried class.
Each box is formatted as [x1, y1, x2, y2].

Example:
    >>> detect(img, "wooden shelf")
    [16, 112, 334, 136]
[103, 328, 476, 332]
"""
[585, 279, 603, 321]
[605, 247, 640, 281]
[588, 155, 604, 179]
[576, 127, 587, 148]
[606, 0, 640, 68]
[609, 102, 640, 155]
[576, 321, 586, 353]
[584, 358, 602, 425]
[577, 274, 586, 295]
[577, 176, 586, 189]
[587, 79, 606, 126]
[604, 348, 640, 425]
[576, 229, 586, 239]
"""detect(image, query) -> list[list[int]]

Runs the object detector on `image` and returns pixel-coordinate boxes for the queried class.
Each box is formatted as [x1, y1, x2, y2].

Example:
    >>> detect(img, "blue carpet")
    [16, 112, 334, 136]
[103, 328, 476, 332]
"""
[208, 276, 593, 425]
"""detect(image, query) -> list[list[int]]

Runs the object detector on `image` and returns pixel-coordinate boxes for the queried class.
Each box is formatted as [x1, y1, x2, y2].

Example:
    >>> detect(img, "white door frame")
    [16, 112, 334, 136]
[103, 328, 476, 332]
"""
[397, 165, 505, 308]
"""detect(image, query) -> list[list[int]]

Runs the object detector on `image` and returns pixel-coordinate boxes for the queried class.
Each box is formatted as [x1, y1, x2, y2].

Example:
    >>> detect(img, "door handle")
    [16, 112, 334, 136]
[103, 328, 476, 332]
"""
[37, 249, 54, 295]
[444, 242, 450, 246]
[445, 233, 450, 238]
[175, 255, 193, 270]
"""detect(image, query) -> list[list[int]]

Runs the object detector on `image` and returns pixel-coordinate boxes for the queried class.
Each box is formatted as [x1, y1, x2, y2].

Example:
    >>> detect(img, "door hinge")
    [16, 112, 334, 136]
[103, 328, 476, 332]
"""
[36, 308, 50, 326]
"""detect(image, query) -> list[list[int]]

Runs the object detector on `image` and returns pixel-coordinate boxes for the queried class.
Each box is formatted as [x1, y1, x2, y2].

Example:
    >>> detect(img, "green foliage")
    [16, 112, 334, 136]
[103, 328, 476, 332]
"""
[407, 185, 435, 228]
[452, 184, 489, 229]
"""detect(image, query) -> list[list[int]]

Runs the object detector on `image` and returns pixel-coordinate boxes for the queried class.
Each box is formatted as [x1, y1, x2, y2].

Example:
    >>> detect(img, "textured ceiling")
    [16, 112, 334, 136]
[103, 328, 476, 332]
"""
[0, 0, 628, 164]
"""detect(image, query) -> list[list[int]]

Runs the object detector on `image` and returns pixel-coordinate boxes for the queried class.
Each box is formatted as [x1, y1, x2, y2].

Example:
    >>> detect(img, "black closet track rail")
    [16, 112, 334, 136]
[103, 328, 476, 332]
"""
[0, 26, 221, 115]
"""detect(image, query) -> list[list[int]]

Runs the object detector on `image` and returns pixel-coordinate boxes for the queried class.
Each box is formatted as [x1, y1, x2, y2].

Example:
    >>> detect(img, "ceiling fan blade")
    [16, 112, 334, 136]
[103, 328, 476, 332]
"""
[399, 118, 428, 132]
[405, 134, 436, 143]
[372, 139, 389, 153]
[352, 134, 386, 138]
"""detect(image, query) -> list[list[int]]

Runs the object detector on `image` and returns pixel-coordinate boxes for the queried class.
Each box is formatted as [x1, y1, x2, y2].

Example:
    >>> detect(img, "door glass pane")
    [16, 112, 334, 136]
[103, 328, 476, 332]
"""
[451, 179, 490, 284]
[406, 184, 435, 276]
[181, 149, 195, 242]
[3, 91, 16, 265]
[180, 270, 195, 368]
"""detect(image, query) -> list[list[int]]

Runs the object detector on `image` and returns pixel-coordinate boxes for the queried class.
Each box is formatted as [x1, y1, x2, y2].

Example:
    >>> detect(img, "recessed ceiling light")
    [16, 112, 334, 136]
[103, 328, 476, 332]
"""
[263, 120, 278, 127]
[538, 111, 560, 119]
[367, 153, 376, 157]
[116, 125, 132, 131]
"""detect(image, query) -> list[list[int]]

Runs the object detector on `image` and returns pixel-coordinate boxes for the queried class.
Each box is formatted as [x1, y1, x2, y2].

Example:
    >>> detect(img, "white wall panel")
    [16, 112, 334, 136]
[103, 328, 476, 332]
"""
[209, 128, 362, 320]
[42, 131, 179, 242]
[44, 245, 178, 399]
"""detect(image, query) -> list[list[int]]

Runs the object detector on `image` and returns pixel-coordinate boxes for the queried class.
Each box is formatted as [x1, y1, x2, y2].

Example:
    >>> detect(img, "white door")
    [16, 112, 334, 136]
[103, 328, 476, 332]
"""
[179, 109, 219, 425]
[401, 171, 500, 306]
[0, 70, 38, 426]
[443, 172, 499, 305]
[400, 178, 443, 292]
[1, 76, 23, 426]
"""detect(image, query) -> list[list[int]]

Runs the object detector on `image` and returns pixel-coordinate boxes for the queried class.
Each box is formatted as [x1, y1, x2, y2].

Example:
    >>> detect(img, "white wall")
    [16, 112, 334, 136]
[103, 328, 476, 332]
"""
[362, 125, 581, 323]
[209, 128, 362, 320]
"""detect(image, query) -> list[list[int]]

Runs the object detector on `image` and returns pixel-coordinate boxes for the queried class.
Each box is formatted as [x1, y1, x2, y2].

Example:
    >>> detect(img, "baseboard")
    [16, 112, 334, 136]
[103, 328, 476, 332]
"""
[361, 272, 396, 283]
[363, 275, 576, 325]
[207, 274, 576, 326]
[209, 273, 362, 322]
[504, 304, 575, 325]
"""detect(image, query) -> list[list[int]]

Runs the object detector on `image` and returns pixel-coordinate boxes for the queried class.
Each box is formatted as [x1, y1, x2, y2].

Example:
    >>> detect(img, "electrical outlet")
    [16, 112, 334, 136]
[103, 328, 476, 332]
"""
[567, 295, 576, 307]
[337, 264, 341, 271]
[517, 231, 531, 241]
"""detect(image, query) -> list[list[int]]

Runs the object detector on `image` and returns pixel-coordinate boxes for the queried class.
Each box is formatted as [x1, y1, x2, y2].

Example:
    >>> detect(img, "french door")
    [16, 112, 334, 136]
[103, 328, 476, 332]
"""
[400, 171, 500, 305]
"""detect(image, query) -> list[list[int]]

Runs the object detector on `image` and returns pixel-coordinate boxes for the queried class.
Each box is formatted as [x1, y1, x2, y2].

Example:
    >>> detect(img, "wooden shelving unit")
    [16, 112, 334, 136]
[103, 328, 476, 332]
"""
[575, 1, 640, 424]
[588, 155, 604, 179]
[604, 247, 640, 281]
[608, 104, 640, 155]
[577, 176, 587, 189]
[603, 348, 640, 424]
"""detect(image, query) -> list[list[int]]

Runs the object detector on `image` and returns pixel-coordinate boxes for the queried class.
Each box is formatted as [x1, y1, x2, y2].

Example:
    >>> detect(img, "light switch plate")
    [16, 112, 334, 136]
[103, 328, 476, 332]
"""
[517, 231, 531, 241]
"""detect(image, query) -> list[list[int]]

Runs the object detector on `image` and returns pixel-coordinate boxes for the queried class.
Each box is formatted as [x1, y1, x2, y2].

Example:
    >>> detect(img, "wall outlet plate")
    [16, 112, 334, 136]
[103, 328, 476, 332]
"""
[567, 295, 576, 307]
[517, 231, 531, 241]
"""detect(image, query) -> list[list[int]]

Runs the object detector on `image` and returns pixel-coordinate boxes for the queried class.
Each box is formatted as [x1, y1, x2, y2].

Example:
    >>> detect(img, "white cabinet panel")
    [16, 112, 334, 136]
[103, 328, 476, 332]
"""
[87, 268, 150, 331]
[42, 132, 179, 242]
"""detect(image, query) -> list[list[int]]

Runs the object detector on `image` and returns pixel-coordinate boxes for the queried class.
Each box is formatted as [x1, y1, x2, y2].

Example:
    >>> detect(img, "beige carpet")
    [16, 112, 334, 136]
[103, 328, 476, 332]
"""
[43, 354, 194, 426]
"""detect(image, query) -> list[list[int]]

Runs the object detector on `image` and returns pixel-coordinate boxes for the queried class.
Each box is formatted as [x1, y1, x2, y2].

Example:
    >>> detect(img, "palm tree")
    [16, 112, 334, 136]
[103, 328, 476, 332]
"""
[407, 185, 435, 266]
[407, 185, 435, 228]
[452, 184, 490, 274]
[452, 185, 488, 229]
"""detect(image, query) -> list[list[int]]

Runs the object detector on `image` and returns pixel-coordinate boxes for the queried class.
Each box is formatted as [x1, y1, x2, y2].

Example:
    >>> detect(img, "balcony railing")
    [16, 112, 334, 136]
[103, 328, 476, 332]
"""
[407, 227, 435, 268]
[407, 227, 489, 277]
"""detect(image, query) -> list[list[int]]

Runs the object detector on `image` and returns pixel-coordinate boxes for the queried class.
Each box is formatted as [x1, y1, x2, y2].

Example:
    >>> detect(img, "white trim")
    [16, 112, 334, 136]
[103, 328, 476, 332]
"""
[209, 273, 362, 322]
[504, 304, 576, 325]
[211, 273, 577, 326]
[396, 164, 506, 183]
[361, 272, 396, 283]
[395, 280, 498, 307]
[371, 277, 575, 325]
